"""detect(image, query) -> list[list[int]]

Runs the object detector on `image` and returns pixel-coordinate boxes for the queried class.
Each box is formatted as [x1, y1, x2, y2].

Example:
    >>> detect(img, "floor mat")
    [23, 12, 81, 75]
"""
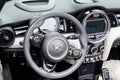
[9, 60, 42, 80]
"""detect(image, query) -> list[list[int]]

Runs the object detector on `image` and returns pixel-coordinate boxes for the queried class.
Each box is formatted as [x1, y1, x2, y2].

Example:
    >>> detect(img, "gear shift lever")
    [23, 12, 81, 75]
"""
[101, 68, 110, 80]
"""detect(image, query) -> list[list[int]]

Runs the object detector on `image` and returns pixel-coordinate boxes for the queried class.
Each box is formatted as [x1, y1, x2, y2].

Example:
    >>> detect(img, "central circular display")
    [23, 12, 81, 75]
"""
[42, 32, 68, 62]
[81, 10, 110, 44]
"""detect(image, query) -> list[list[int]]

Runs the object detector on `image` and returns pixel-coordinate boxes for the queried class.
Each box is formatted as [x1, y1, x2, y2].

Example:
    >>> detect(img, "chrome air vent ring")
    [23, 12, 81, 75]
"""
[0, 27, 15, 48]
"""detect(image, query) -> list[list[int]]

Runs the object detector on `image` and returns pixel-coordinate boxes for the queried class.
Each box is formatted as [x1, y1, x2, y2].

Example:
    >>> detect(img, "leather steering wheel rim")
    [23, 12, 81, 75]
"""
[24, 12, 87, 79]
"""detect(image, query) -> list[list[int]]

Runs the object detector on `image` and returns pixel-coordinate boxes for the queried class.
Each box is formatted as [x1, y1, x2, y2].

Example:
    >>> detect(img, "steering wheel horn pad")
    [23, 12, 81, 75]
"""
[42, 32, 68, 62]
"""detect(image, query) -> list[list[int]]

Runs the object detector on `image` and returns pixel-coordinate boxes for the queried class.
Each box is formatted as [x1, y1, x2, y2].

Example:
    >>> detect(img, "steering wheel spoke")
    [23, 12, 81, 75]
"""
[30, 33, 44, 48]
[63, 33, 82, 59]
[42, 59, 57, 73]
[31, 28, 52, 47]
[63, 33, 80, 39]
[37, 27, 52, 34]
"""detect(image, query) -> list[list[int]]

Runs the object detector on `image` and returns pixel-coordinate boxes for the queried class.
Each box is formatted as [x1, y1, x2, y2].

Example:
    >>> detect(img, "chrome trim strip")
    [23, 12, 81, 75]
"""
[9, 37, 24, 48]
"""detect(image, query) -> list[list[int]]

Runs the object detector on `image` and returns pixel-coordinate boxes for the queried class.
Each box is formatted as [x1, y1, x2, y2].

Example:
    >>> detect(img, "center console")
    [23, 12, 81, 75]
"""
[78, 9, 110, 64]
[77, 9, 110, 80]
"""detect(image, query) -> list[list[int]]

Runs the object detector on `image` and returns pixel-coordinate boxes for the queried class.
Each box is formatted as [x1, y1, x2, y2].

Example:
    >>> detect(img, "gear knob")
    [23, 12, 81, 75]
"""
[95, 75, 103, 80]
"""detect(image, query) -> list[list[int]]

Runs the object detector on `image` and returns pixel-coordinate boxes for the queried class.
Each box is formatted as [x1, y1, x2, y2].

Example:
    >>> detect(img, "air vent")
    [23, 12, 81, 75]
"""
[115, 14, 120, 25]
[59, 18, 67, 32]
[108, 13, 119, 27]
[0, 27, 15, 48]
[14, 26, 28, 36]
[59, 18, 76, 33]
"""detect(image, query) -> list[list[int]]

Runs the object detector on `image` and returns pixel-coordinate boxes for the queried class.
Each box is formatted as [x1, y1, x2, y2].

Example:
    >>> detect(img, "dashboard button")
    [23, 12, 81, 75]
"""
[87, 35, 95, 39]
[68, 50, 73, 56]
[90, 58, 95, 63]
[98, 55, 102, 59]
[73, 50, 79, 56]
[72, 50, 82, 59]
[19, 40, 23, 46]
[86, 58, 89, 63]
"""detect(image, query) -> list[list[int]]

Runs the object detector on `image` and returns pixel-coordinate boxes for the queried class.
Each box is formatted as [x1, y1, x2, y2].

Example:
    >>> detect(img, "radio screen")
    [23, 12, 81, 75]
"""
[86, 19, 105, 34]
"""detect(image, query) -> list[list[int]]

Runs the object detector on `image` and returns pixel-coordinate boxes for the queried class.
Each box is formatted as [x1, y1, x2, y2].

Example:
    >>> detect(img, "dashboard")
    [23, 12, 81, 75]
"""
[0, 0, 120, 63]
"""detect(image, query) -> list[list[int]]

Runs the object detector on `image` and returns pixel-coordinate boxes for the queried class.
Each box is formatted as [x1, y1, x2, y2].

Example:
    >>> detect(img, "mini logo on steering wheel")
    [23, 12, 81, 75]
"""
[52, 44, 62, 52]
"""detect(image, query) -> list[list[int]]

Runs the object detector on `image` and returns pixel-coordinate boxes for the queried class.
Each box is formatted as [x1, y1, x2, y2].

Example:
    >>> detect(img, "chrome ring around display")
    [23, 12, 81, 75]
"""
[82, 10, 110, 44]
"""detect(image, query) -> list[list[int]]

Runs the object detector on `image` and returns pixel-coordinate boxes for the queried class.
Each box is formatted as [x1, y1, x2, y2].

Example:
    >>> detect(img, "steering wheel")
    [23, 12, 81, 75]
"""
[24, 12, 87, 79]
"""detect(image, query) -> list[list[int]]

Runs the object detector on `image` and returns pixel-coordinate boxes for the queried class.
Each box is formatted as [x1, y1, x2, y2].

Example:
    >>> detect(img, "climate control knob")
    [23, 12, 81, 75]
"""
[91, 46, 98, 54]
[100, 45, 104, 52]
